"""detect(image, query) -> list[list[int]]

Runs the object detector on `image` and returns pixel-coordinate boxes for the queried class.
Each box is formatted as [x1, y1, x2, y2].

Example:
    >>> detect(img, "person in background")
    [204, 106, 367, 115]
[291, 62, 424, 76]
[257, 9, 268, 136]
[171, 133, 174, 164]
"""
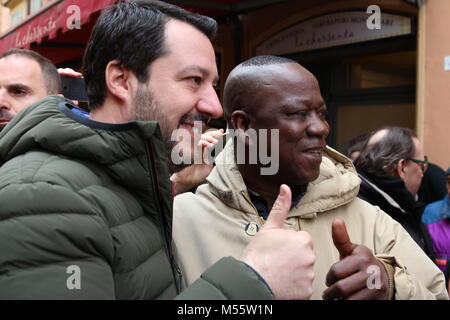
[354, 127, 436, 261]
[418, 162, 447, 206]
[422, 167, 450, 273]
[346, 132, 370, 162]
[0, 48, 61, 131]
[0, 48, 83, 131]
[445, 262, 450, 293]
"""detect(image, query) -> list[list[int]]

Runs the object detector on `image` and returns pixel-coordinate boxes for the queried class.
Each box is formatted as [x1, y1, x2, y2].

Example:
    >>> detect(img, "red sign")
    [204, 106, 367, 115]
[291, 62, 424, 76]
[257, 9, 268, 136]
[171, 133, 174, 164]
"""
[0, 0, 115, 53]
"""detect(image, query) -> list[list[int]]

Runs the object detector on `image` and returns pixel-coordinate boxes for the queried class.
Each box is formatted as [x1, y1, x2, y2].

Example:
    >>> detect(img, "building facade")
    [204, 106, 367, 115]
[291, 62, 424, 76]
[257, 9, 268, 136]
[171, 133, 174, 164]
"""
[0, 0, 448, 168]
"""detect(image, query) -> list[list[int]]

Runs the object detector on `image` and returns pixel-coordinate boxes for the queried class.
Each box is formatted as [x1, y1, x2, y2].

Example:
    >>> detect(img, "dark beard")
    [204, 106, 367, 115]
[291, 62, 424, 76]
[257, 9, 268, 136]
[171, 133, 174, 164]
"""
[132, 85, 189, 174]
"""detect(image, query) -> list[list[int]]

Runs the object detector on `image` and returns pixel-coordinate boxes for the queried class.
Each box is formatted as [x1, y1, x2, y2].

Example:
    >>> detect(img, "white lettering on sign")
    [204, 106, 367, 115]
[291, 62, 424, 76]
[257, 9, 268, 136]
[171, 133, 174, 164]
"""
[256, 11, 412, 56]
[14, 17, 57, 48]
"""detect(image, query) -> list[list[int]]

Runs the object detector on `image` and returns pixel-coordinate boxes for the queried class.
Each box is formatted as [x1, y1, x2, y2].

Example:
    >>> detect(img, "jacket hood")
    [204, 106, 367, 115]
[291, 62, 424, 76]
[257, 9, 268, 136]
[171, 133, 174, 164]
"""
[207, 139, 361, 218]
[0, 95, 172, 207]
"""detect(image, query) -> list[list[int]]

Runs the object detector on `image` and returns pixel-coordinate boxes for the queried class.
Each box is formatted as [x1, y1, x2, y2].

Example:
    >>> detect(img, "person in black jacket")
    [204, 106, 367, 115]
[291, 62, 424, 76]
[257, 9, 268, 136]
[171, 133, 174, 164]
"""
[418, 162, 448, 205]
[354, 126, 436, 261]
[445, 261, 450, 293]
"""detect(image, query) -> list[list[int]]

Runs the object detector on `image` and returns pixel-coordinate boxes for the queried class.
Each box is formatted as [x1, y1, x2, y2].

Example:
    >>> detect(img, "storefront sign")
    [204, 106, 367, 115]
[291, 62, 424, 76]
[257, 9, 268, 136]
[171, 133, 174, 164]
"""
[14, 17, 58, 48]
[256, 11, 413, 55]
[0, 0, 116, 53]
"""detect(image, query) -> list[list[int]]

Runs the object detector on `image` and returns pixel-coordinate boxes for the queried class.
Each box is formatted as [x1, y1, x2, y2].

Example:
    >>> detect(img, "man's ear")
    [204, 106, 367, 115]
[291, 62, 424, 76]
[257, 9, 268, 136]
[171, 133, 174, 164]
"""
[231, 110, 255, 147]
[104, 60, 136, 104]
[395, 159, 407, 180]
[231, 110, 250, 131]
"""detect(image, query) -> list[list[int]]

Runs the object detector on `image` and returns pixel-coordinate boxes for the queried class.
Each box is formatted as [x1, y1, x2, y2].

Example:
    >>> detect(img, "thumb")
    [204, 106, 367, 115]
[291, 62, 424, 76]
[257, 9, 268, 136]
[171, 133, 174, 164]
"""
[331, 219, 356, 259]
[263, 184, 292, 230]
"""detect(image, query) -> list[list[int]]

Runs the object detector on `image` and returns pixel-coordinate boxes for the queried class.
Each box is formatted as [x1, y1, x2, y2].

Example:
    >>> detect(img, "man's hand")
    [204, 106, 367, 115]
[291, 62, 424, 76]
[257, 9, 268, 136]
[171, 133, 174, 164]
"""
[240, 185, 315, 300]
[57, 68, 83, 105]
[322, 219, 388, 300]
[57, 68, 83, 78]
[171, 129, 224, 195]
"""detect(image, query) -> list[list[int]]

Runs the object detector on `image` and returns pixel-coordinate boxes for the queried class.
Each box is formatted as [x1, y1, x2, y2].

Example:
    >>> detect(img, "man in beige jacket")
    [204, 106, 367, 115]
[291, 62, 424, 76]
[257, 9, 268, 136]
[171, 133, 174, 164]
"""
[173, 55, 448, 300]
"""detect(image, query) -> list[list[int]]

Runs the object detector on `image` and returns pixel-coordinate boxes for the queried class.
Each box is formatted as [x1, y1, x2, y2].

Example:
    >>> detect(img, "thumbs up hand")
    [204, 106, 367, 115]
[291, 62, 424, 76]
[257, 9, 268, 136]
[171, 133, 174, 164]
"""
[332, 219, 357, 259]
[240, 185, 315, 300]
[322, 219, 389, 300]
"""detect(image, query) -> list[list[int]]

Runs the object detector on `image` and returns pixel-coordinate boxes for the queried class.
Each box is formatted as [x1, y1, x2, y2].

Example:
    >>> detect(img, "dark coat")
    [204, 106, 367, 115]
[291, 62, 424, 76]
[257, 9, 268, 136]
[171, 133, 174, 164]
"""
[418, 163, 447, 205]
[357, 168, 436, 262]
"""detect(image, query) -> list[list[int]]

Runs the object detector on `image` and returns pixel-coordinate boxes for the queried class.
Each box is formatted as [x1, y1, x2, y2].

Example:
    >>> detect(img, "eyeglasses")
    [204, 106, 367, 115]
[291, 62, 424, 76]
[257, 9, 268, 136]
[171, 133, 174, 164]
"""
[407, 155, 429, 173]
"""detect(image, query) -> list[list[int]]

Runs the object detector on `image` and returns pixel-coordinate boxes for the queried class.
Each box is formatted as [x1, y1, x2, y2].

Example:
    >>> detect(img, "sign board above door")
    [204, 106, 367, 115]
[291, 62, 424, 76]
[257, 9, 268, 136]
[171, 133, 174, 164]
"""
[256, 11, 413, 56]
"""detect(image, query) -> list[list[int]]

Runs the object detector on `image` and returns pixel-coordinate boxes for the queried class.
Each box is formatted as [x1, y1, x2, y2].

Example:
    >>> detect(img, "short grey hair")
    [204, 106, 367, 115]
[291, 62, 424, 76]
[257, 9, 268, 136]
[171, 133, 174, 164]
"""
[1, 48, 61, 94]
[354, 126, 417, 174]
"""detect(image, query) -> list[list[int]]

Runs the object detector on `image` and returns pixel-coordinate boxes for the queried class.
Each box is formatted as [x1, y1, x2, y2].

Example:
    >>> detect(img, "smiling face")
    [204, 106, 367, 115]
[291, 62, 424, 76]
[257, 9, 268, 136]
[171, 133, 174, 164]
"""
[244, 63, 330, 185]
[132, 19, 222, 169]
[0, 55, 48, 128]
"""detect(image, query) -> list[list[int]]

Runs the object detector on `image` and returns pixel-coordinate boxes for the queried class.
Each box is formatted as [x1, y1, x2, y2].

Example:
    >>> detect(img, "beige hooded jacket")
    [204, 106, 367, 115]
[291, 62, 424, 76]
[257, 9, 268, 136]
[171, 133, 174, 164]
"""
[173, 141, 448, 300]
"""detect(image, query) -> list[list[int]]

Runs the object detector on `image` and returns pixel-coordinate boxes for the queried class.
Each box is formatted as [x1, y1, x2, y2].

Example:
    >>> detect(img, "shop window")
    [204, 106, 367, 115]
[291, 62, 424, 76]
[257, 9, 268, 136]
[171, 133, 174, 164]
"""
[30, 0, 41, 13]
[336, 103, 415, 152]
[332, 50, 417, 152]
[10, 7, 24, 26]
[346, 51, 416, 89]
[29, 0, 54, 14]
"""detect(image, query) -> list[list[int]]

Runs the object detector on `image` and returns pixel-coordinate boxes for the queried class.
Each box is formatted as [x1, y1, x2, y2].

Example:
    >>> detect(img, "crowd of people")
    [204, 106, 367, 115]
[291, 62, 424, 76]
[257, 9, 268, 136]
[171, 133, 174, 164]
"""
[0, 0, 448, 299]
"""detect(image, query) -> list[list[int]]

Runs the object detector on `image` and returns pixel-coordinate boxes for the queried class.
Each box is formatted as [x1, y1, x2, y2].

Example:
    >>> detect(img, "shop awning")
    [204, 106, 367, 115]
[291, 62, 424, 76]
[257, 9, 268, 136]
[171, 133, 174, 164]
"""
[0, 0, 287, 64]
[0, 0, 115, 56]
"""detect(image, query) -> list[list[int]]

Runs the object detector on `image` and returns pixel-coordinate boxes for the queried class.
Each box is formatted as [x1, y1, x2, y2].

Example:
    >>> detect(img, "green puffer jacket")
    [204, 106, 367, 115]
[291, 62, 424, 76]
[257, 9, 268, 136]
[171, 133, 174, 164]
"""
[0, 95, 273, 300]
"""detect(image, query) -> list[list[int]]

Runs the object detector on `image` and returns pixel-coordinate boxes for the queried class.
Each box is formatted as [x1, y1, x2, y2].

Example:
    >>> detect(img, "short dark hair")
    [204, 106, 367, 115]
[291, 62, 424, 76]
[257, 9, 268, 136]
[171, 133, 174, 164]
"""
[83, 0, 218, 110]
[0, 48, 61, 94]
[223, 55, 299, 125]
[354, 126, 417, 174]
[346, 132, 370, 157]
[240, 55, 297, 67]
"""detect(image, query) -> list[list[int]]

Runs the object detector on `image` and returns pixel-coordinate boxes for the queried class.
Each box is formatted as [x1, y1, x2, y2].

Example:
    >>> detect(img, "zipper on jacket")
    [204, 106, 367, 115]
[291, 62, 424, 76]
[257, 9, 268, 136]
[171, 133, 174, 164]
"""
[147, 139, 182, 294]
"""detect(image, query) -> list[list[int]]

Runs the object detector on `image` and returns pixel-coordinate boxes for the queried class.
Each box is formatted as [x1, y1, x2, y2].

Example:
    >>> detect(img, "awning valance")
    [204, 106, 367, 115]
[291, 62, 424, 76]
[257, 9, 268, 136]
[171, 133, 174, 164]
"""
[0, 0, 115, 54]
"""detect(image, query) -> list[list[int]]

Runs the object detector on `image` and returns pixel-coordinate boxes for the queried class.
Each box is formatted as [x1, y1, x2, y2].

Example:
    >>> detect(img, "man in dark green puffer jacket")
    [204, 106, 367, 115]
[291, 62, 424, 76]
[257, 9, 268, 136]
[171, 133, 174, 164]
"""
[0, 95, 272, 299]
[0, 0, 316, 299]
